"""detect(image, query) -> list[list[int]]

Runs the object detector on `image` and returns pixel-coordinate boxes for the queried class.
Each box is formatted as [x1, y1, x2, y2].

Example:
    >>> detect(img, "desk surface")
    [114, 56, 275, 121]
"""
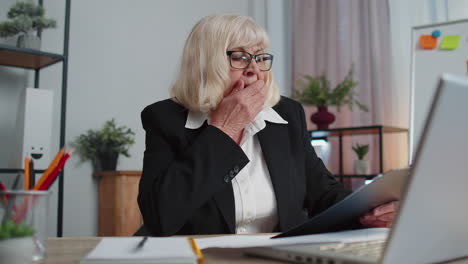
[41, 237, 468, 264]
[41, 237, 284, 264]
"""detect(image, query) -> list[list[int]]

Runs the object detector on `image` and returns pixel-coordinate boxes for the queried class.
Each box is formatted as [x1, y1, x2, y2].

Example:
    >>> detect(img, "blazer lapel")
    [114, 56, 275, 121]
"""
[258, 122, 293, 231]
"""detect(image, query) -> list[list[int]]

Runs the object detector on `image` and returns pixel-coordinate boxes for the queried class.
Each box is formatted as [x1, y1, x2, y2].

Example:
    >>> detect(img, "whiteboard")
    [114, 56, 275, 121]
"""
[410, 19, 468, 162]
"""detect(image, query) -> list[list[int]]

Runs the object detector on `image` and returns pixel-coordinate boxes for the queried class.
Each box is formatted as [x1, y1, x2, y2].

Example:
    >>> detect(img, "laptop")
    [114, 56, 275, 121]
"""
[244, 74, 468, 264]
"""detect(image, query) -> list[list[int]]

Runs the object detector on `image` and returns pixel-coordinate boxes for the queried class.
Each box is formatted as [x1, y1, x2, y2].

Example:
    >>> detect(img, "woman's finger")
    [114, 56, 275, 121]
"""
[376, 212, 395, 222]
[360, 218, 390, 228]
[372, 201, 399, 216]
[228, 79, 244, 96]
[243, 80, 265, 96]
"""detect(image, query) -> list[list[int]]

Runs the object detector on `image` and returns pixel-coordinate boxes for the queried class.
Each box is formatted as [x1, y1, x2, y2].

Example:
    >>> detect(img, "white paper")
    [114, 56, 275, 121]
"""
[195, 228, 389, 249]
[84, 237, 196, 261]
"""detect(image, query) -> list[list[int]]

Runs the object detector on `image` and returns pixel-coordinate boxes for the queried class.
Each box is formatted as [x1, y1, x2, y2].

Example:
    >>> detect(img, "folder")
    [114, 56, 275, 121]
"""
[274, 168, 409, 238]
[80, 237, 203, 264]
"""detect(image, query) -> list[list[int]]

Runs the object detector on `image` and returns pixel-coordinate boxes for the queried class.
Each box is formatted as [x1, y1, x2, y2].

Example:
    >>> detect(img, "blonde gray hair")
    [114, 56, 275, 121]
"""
[170, 14, 280, 113]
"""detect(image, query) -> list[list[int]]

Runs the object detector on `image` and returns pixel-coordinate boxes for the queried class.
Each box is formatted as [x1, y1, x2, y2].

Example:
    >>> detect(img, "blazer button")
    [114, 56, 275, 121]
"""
[229, 170, 235, 178]
[224, 175, 230, 183]
[233, 165, 239, 173]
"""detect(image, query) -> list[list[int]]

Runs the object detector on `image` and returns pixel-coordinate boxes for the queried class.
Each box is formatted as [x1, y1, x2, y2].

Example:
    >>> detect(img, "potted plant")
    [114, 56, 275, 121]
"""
[293, 65, 368, 130]
[0, 220, 36, 264]
[352, 143, 370, 175]
[72, 119, 135, 172]
[0, 1, 57, 50]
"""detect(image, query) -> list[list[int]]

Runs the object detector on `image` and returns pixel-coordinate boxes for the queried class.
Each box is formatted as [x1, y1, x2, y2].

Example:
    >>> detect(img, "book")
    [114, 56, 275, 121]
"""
[81, 237, 203, 264]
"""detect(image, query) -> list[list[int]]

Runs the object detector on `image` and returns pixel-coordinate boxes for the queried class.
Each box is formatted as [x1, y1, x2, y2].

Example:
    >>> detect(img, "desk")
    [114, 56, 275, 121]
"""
[41, 237, 468, 264]
[41, 237, 284, 264]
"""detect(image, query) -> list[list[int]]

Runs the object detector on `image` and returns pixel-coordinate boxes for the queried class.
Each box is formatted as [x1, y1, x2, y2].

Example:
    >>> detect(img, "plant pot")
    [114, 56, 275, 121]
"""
[0, 237, 35, 264]
[311, 105, 335, 130]
[17, 34, 41, 50]
[354, 160, 370, 175]
[95, 152, 119, 171]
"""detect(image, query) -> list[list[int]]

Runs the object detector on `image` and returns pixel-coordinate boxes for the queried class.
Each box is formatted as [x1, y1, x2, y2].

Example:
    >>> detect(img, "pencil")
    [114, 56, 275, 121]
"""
[1, 179, 19, 221]
[188, 237, 204, 264]
[38, 149, 73, 190]
[3, 174, 21, 224]
[0, 181, 7, 207]
[33, 147, 65, 190]
[24, 155, 30, 190]
[10, 173, 27, 224]
[15, 150, 73, 223]
[29, 159, 35, 189]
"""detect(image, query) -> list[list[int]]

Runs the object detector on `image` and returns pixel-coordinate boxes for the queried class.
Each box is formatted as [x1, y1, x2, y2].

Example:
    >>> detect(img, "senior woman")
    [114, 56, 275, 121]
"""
[138, 14, 397, 236]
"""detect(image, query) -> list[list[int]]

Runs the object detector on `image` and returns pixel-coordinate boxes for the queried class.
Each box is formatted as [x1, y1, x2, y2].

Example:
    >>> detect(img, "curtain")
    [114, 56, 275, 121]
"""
[293, 0, 408, 189]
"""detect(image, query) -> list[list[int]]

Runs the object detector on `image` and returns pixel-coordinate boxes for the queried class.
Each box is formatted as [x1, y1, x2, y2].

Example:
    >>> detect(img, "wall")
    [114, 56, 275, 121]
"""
[0, 0, 292, 236]
[389, 0, 468, 162]
[265, 0, 293, 96]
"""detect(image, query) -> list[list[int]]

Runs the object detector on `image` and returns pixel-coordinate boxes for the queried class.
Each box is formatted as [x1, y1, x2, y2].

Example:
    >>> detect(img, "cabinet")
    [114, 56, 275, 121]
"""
[0, 0, 71, 237]
[95, 171, 143, 236]
[310, 125, 408, 181]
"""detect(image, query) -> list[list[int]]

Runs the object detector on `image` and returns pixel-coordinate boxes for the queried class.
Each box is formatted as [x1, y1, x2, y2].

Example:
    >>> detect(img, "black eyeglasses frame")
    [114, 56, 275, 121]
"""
[226, 50, 274, 71]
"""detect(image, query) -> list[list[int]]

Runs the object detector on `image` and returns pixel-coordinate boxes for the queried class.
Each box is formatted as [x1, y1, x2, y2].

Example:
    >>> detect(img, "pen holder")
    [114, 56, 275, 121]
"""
[0, 190, 51, 263]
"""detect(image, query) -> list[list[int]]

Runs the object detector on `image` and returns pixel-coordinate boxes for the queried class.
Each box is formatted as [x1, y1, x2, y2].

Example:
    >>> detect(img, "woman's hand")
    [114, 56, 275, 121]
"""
[359, 201, 399, 228]
[210, 79, 267, 143]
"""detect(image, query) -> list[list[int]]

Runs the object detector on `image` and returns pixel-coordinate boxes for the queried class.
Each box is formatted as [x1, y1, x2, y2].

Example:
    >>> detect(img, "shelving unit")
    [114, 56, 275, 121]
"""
[0, 45, 64, 69]
[0, 0, 71, 237]
[310, 125, 408, 181]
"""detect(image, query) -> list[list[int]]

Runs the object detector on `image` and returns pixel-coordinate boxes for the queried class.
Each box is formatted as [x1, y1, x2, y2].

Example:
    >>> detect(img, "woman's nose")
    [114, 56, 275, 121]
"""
[244, 59, 261, 77]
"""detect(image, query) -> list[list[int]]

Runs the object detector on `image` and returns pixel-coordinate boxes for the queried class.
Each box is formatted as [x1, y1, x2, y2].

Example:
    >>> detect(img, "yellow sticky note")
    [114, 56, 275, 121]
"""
[440, 35, 461, 50]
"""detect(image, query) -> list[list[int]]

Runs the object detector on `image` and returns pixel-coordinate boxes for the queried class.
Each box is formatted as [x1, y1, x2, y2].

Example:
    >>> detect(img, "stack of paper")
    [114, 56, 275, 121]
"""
[81, 237, 202, 264]
[81, 229, 389, 263]
[195, 228, 389, 249]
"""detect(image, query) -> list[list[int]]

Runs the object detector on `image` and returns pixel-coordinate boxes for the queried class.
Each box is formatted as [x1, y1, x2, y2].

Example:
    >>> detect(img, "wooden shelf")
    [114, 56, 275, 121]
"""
[0, 44, 64, 70]
[310, 125, 408, 138]
[93, 170, 142, 178]
[309, 125, 409, 181]
[334, 174, 379, 179]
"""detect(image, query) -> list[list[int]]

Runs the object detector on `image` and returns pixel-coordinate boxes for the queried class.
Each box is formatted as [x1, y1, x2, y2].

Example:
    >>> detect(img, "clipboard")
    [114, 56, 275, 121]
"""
[274, 168, 410, 238]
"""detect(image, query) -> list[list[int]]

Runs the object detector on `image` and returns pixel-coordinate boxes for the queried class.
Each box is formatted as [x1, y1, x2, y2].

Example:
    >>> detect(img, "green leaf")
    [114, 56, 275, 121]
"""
[3, 220, 16, 233]
[8, 2, 44, 18]
[0, 1, 56, 36]
[0, 220, 35, 239]
[71, 119, 136, 166]
[293, 64, 369, 113]
[352, 143, 369, 160]
[0, 230, 10, 239]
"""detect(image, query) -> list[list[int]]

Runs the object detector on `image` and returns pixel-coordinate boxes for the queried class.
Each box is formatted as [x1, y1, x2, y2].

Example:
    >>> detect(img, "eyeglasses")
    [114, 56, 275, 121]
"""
[226, 51, 274, 71]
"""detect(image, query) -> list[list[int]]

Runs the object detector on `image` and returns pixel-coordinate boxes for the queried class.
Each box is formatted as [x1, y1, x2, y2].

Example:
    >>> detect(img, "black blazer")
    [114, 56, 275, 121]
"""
[138, 96, 352, 236]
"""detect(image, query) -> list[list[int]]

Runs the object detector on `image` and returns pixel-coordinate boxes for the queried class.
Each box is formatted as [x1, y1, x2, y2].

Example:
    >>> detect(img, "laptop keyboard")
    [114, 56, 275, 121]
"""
[318, 240, 386, 259]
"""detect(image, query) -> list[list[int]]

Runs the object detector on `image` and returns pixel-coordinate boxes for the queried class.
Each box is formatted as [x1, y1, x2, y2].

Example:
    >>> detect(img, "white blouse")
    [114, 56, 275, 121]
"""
[185, 108, 288, 234]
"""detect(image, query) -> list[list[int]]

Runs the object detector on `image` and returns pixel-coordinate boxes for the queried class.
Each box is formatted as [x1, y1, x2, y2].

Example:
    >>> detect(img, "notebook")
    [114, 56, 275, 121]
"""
[81, 237, 203, 264]
[244, 74, 468, 263]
